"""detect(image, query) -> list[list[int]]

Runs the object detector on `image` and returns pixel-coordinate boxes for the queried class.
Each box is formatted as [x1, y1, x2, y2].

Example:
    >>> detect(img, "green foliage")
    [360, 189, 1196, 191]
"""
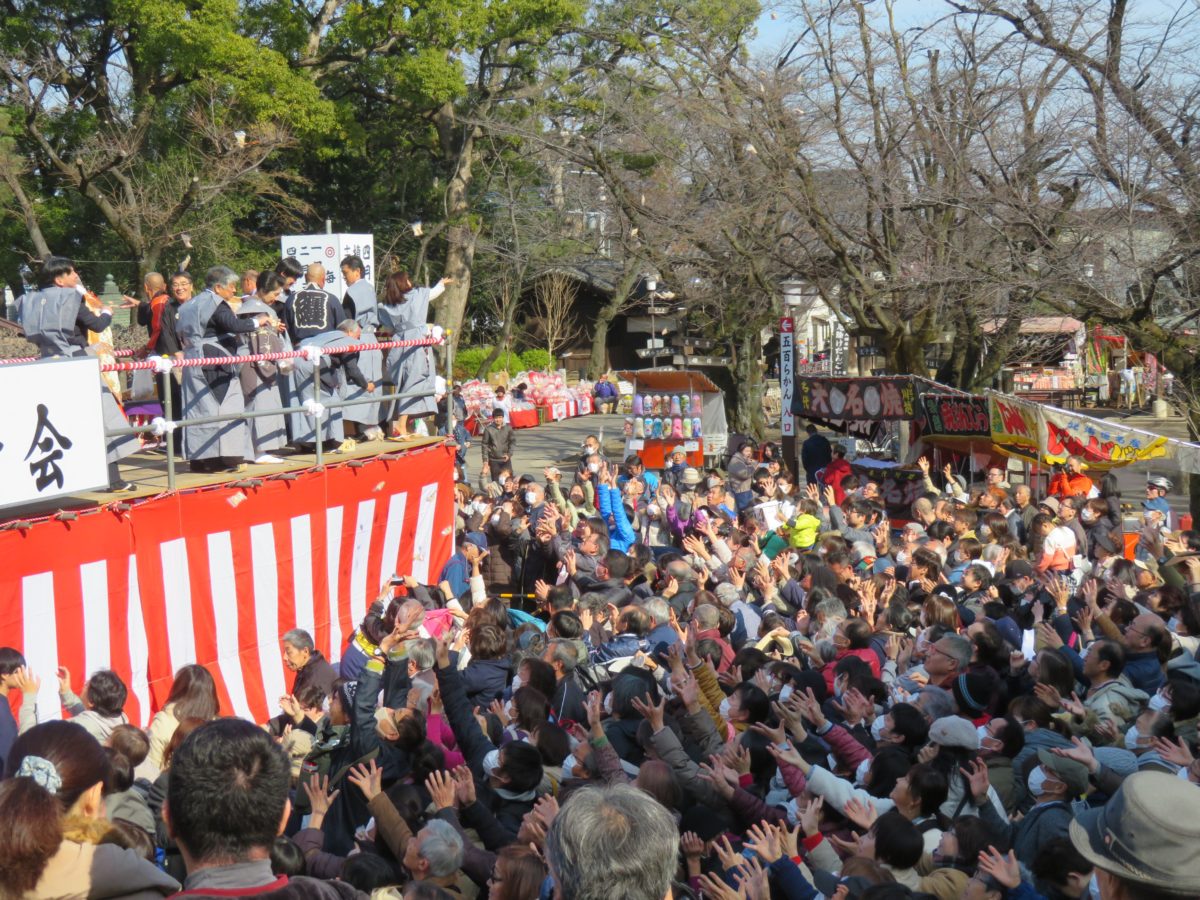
[520, 348, 553, 370]
[454, 346, 494, 380]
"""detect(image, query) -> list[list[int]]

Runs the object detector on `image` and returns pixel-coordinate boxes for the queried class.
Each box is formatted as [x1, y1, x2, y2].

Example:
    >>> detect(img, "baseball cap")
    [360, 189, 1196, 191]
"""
[929, 715, 980, 750]
[1037, 747, 1089, 797]
[1069, 772, 1200, 895]
[1004, 559, 1034, 580]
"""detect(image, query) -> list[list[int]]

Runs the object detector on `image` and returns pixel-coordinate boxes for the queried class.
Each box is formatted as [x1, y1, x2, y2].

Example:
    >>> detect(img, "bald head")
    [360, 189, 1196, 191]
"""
[144, 272, 165, 295]
[306, 263, 325, 284]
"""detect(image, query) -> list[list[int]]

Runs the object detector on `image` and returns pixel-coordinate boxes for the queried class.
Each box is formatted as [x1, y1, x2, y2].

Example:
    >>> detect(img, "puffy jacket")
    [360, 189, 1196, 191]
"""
[590, 632, 647, 664]
[783, 513, 822, 549]
[461, 657, 512, 709]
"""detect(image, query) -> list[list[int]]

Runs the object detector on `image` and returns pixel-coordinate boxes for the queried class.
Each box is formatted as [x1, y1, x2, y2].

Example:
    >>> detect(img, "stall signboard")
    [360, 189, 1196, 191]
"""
[921, 394, 990, 437]
[780, 317, 795, 437]
[1041, 406, 1170, 466]
[793, 377, 917, 421]
[988, 394, 1043, 457]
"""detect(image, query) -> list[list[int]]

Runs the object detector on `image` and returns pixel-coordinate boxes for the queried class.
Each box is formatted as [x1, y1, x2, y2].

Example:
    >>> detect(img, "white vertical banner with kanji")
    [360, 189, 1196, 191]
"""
[0, 358, 108, 508]
[780, 316, 795, 437]
[280, 233, 375, 298]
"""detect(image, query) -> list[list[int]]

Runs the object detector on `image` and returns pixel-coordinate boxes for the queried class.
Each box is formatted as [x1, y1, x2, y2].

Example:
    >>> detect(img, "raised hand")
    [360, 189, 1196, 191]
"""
[426, 770, 457, 810]
[960, 758, 991, 803]
[1052, 736, 1099, 773]
[303, 773, 342, 821]
[12, 666, 41, 696]
[843, 797, 879, 830]
[346, 759, 382, 801]
[534, 794, 560, 828]
[977, 846, 1021, 890]
[630, 692, 665, 733]
[680, 830, 707, 861]
[711, 834, 744, 874]
[798, 796, 824, 837]
[1151, 736, 1195, 767]
[743, 821, 783, 864]
[697, 759, 736, 800]
[750, 717, 786, 745]
[1033, 682, 1064, 710]
[55, 666, 71, 694]
[735, 855, 769, 900]
[917, 457, 930, 475]
[671, 671, 701, 710]
[766, 740, 805, 771]
[452, 764, 477, 807]
[489, 698, 510, 727]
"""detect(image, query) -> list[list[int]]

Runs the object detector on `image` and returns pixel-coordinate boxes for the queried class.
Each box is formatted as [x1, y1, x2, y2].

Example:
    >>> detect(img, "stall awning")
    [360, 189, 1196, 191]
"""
[617, 368, 722, 393]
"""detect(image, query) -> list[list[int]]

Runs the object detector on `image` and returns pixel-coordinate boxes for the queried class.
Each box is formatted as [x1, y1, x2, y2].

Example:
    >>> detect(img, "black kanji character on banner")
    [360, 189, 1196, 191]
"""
[24, 403, 73, 492]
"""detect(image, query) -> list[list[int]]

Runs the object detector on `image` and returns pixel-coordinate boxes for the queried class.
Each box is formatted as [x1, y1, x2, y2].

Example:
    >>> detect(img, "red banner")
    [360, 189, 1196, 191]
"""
[0, 444, 456, 725]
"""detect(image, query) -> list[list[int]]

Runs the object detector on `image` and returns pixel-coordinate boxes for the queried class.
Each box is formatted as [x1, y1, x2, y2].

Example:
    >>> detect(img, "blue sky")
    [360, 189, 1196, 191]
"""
[750, 0, 1190, 56]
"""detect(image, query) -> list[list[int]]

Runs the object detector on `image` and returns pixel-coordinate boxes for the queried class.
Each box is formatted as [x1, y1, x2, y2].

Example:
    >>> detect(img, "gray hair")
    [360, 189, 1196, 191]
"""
[281, 629, 315, 653]
[639, 597, 670, 627]
[407, 638, 435, 672]
[938, 634, 973, 671]
[916, 685, 955, 722]
[399, 598, 426, 625]
[545, 783, 678, 900]
[576, 592, 607, 614]
[416, 819, 463, 877]
[546, 639, 578, 672]
[693, 604, 719, 630]
[337, 318, 360, 335]
[205, 265, 239, 290]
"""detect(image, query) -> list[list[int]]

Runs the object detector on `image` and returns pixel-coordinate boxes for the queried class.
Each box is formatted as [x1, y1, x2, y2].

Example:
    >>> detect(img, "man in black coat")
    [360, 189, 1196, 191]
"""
[800, 423, 833, 485]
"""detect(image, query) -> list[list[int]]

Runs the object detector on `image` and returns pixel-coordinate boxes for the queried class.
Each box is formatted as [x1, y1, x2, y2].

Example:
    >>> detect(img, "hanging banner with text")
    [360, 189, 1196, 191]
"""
[1041, 406, 1170, 467]
[988, 393, 1044, 460]
[921, 394, 991, 438]
[793, 377, 918, 421]
[780, 317, 795, 437]
[0, 358, 108, 508]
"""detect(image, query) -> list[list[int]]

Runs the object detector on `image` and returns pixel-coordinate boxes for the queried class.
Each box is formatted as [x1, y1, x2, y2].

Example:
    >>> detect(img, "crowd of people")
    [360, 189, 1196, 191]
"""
[2, 423, 1200, 899]
[15, 254, 453, 489]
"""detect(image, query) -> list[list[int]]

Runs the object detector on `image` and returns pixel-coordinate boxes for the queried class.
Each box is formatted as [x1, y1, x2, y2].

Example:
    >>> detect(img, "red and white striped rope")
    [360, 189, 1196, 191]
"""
[0, 336, 444, 372]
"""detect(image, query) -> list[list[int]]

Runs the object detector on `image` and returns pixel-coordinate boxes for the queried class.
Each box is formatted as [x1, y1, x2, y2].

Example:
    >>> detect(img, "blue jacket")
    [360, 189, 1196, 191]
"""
[1124, 651, 1164, 694]
[461, 657, 512, 710]
[597, 483, 637, 552]
[439, 552, 470, 599]
[590, 632, 647, 664]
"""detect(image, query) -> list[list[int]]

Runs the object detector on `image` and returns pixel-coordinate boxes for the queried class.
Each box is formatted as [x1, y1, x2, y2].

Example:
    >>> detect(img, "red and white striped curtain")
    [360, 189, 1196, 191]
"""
[1, 444, 456, 725]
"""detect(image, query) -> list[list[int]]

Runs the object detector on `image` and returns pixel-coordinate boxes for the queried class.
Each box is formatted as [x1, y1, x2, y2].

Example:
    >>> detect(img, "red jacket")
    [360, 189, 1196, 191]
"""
[1048, 471, 1093, 499]
[822, 458, 853, 504]
[696, 627, 736, 673]
[822, 647, 882, 692]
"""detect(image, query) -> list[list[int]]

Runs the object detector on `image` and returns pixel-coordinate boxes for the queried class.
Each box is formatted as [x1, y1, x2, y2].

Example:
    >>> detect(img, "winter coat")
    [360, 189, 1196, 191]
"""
[590, 632, 647, 665]
[782, 513, 822, 550]
[461, 657, 512, 709]
[31, 818, 179, 900]
[1068, 678, 1149, 737]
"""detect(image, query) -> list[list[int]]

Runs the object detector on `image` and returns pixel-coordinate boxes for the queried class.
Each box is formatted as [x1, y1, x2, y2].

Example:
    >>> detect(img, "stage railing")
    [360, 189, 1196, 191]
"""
[96, 333, 453, 492]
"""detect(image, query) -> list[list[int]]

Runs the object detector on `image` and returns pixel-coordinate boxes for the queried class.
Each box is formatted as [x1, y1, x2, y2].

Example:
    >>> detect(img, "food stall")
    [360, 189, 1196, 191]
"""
[617, 368, 728, 468]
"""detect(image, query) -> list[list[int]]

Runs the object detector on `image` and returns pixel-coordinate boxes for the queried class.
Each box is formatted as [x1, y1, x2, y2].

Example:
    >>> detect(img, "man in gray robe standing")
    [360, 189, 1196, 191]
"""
[340, 255, 383, 443]
[18, 255, 140, 491]
[287, 320, 376, 451]
[177, 266, 277, 473]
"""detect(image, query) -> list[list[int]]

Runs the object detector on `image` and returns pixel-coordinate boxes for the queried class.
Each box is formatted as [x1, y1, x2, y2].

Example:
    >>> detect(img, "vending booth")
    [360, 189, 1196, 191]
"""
[617, 369, 728, 468]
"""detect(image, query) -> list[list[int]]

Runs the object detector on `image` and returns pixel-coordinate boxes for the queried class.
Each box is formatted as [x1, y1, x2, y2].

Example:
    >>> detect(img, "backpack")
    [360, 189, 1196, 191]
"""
[247, 325, 294, 378]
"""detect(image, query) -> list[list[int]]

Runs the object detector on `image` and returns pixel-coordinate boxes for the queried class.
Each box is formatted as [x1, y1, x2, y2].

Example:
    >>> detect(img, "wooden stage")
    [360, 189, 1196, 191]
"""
[2, 434, 446, 523]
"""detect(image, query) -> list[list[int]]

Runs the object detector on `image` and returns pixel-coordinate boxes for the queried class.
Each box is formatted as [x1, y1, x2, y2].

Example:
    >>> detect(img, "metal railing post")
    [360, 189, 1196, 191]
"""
[163, 369, 176, 492]
[313, 353, 324, 467]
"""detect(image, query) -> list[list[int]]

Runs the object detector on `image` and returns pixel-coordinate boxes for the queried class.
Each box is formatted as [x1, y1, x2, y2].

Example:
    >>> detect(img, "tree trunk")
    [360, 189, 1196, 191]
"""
[432, 114, 477, 357]
[1, 169, 51, 260]
[587, 268, 641, 379]
[731, 330, 765, 437]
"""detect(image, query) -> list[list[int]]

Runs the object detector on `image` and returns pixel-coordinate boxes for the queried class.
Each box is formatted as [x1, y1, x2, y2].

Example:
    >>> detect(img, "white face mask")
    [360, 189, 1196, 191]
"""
[1027, 765, 1049, 797]
[1149, 692, 1171, 712]
[490, 513, 501, 524]
[854, 758, 871, 786]
[588, 462, 600, 473]
[482, 748, 501, 777]
[524, 491, 537, 506]
[603, 692, 614, 715]
[718, 697, 732, 719]
[511, 674, 523, 692]
[648, 503, 660, 517]
[1125, 725, 1146, 751]
[1081, 510, 1096, 523]
[871, 716, 887, 741]
[834, 676, 847, 700]
[778, 684, 794, 704]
